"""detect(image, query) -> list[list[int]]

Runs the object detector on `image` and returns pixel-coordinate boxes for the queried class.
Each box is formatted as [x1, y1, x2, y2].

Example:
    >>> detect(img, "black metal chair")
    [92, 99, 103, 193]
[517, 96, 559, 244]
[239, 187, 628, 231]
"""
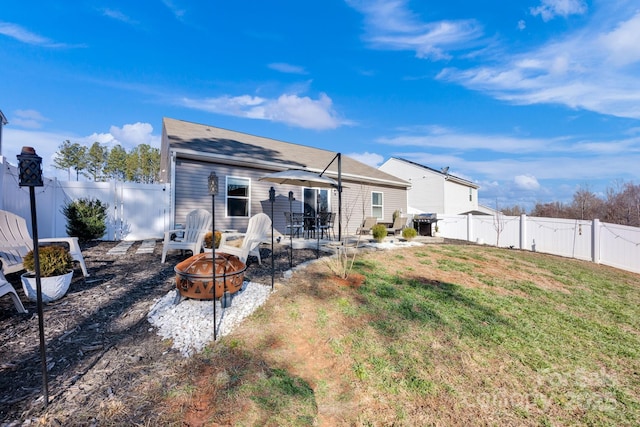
[284, 212, 303, 238]
[318, 212, 336, 240]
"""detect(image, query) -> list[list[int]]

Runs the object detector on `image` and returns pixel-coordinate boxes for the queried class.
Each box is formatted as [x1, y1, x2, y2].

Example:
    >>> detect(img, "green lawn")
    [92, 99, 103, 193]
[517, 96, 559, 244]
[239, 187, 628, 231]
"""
[163, 244, 640, 426]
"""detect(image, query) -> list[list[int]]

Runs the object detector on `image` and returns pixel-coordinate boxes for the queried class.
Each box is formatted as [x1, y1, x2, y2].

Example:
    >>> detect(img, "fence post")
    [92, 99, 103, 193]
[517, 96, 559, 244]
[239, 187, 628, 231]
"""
[592, 219, 600, 264]
[520, 214, 527, 250]
[0, 156, 5, 211]
[467, 213, 473, 242]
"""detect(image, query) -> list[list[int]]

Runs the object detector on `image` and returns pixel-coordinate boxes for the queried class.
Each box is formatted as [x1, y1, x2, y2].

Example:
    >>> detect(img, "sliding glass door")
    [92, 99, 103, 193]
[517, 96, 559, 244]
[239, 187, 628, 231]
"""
[303, 188, 329, 217]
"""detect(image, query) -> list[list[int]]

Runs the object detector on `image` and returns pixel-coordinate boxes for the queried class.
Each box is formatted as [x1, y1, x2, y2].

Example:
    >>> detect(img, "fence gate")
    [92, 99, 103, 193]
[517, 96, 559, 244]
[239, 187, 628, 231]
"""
[114, 182, 171, 241]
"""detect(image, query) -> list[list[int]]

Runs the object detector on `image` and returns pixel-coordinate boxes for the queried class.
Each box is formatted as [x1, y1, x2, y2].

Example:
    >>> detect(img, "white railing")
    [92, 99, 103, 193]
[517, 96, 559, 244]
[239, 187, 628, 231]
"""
[436, 213, 640, 275]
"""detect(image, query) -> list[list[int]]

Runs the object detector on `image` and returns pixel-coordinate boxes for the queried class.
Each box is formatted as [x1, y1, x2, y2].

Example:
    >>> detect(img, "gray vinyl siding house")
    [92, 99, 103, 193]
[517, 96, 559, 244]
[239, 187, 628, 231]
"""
[160, 117, 410, 237]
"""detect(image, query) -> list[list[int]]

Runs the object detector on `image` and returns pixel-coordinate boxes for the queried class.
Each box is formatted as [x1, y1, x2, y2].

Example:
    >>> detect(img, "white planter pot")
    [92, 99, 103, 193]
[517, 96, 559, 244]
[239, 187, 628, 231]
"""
[21, 271, 73, 303]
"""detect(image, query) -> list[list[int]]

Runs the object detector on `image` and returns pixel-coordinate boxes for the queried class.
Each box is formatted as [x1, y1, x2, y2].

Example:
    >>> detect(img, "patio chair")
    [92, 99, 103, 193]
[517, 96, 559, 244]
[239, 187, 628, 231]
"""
[318, 212, 336, 240]
[0, 209, 90, 277]
[161, 209, 212, 263]
[0, 268, 27, 313]
[284, 212, 303, 238]
[218, 213, 271, 265]
[357, 217, 378, 235]
[386, 216, 407, 235]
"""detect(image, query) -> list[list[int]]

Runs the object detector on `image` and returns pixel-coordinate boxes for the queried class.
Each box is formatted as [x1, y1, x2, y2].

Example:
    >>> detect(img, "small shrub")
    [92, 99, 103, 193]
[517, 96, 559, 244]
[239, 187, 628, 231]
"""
[371, 224, 387, 242]
[63, 198, 109, 242]
[203, 231, 222, 249]
[392, 210, 401, 222]
[402, 227, 418, 240]
[23, 245, 73, 277]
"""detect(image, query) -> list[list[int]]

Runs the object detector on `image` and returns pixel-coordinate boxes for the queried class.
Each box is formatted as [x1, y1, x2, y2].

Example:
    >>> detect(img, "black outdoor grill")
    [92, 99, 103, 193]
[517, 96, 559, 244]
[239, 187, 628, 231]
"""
[413, 213, 438, 236]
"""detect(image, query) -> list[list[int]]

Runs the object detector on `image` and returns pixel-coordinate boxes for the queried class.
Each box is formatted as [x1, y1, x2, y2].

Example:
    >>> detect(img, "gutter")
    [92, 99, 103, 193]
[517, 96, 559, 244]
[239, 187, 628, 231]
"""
[171, 148, 410, 189]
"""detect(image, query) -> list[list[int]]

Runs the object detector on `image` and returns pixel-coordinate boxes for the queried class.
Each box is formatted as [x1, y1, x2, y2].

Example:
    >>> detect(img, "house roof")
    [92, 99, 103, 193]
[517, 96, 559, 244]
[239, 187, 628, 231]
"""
[388, 157, 479, 189]
[161, 117, 410, 188]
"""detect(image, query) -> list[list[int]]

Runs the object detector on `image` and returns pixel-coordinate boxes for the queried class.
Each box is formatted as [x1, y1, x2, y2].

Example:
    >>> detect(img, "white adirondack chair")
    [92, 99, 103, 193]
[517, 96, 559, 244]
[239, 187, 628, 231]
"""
[0, 270, 27, 313]
[161, 209, 212, 263]
[0, 209, 90, 277]
[217, 213, 271, 265]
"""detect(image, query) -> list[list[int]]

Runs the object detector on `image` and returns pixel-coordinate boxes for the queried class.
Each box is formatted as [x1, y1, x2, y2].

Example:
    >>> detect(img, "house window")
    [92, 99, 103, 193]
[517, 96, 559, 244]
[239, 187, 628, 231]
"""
[371, 191, 383, 219]
[469, 188, 473, 202]
[226, 176, 250, 217]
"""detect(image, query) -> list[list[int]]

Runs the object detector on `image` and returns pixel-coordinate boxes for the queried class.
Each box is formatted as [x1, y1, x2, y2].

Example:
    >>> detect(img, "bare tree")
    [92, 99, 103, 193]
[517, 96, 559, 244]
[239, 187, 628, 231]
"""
[569, 185, 605, 220]
[493, 200, 505, 246]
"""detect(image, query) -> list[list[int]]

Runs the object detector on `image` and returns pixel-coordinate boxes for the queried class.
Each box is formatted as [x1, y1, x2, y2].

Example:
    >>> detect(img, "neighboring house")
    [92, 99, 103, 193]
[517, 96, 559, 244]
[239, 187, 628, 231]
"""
[379, 157, 480, 215]
[160, 118, 410, 237]
[462, 205, 499, 216]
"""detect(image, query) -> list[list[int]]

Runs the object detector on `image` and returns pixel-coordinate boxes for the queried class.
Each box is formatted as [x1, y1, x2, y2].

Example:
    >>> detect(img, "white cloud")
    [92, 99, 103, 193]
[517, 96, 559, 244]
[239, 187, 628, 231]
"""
[438, 9, 640, 120]
[102, 9, 138, 25]
[81, 123, 160, 152]
[514, 174, 540, 190]
[108, 122, 159, 148]
[162, 0, 187, 19]
[2, 122, 159, 179]
[0, 22, 52, 45]
[387, 130, 640, 185]
[0, 21, 82, 48]
[598, 13, 640, 66]
[517, 20, 526, 30]
[181, 93, 344, 130]
[268, 63, 308, 75]
[530, 0, 587, 22]
[345, 0, 484, 60]
[376, 125, 561, 153]
[10, 110, 50, 129]
[347, 151, 384, 167]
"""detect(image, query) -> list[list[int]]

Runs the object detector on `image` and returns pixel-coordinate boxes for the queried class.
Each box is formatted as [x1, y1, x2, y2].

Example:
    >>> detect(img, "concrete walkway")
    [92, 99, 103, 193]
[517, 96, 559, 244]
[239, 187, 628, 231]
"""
[106, 239, 157, 256]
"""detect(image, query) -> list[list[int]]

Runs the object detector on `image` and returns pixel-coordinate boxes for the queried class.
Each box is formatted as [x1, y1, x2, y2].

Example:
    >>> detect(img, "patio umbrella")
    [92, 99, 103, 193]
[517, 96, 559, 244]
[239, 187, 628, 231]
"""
[260, 166, 342, 260]
[258, 169, 338, 188]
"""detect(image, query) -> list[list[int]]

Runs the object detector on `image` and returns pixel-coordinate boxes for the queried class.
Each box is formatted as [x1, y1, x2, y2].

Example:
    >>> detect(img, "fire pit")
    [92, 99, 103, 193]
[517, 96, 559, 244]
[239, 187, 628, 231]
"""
[174, 252, 246, 301]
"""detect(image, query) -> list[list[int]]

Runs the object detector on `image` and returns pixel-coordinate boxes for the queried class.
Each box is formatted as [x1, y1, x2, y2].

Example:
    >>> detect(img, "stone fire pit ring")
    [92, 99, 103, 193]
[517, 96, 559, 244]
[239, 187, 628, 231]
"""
[174, 252, 247, 304]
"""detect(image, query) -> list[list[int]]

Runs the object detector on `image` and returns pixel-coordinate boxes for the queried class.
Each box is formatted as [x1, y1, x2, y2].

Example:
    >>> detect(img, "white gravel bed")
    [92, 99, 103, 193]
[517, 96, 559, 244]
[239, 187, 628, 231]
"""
[147, 239, 422, 357]
[147, 281, 272, 357]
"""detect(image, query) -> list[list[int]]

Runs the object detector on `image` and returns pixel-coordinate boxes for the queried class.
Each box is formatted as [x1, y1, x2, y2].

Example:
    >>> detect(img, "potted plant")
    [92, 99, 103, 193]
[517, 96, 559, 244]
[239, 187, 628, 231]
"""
[203, 230, 222, 250]
[20, 245, 74, 302]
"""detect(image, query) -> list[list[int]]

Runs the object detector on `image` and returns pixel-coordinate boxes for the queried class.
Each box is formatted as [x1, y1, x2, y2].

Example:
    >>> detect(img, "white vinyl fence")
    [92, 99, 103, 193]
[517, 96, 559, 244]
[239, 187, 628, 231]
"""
[1, 156, 170, 241]
[437, 213, 640, 275]
[3, 156, 639, 274]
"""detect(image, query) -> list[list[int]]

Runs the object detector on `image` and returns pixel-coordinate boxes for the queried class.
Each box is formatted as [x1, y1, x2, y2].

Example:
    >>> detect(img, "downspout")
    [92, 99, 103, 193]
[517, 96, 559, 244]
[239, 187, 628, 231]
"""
[170, 151, 177, 229]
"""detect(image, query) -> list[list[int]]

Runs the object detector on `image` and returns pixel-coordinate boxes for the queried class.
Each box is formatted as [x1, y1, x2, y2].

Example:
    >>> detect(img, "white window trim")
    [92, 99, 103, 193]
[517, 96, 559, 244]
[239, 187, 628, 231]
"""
[371, 191, 383, 220]
[225, 176, 251, 218]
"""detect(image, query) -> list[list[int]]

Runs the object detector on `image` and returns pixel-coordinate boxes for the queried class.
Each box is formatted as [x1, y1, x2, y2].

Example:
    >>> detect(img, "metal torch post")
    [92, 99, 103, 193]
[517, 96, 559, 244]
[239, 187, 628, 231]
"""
[269, 187, 275, 291]
[17, 147, 48, 407]
[209, 172, 218, 341]
[288, 191, 294, 269]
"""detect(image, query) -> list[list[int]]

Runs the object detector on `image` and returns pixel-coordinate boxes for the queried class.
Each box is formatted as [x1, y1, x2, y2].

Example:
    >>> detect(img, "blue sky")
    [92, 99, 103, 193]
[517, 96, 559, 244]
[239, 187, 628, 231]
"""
[1, 0, 639, 211]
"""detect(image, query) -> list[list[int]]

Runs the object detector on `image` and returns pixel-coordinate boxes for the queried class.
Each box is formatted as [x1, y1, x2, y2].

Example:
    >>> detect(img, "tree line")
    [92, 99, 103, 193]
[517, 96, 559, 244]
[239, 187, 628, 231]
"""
[501, 182, 640, 227]
[53, 140, 160, 183]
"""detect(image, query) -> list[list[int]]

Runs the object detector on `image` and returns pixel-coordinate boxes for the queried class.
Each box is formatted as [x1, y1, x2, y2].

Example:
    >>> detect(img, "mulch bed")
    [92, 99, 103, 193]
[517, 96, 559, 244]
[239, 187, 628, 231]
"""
[0, 240, 320, 424]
